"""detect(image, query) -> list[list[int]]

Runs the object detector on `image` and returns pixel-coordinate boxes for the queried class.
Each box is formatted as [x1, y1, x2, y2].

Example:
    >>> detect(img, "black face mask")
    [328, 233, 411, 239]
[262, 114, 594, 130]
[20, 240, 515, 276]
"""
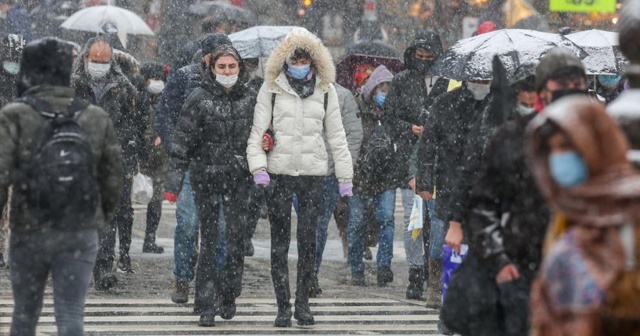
[551, 88, 586, 102]
[414, 59, 435, 74]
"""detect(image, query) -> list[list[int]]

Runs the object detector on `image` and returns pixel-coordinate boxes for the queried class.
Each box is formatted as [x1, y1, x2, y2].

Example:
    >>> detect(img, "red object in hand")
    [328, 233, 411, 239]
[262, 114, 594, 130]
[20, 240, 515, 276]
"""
[263, 133, 274, 152]
[164, 192, 178, 203]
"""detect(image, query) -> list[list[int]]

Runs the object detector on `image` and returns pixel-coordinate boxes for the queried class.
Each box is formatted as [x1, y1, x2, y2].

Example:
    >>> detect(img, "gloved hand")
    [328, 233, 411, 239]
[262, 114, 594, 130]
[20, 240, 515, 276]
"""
[339, 182, 353, 197]
[262, 133, 274, 152]
[164, 192, 178, 203]
[254, 171, 270, 187]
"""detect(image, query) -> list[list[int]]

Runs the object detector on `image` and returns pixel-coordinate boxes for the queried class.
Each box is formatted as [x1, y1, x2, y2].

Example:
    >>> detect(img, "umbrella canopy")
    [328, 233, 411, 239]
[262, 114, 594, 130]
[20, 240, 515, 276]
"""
[189, 1, 257, 26]
[60, 5, 154, 36]
[336, 54, 404, 92]
[566, 29, 628, 75]
[429, 29, 588, 81]
[229, 26, 297, 59]
[343, 40, 400, 59]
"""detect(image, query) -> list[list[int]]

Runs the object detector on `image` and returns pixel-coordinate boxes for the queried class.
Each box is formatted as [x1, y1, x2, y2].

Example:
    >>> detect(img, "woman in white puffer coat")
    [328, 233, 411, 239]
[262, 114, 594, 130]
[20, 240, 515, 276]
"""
[246, 28, 353, 327]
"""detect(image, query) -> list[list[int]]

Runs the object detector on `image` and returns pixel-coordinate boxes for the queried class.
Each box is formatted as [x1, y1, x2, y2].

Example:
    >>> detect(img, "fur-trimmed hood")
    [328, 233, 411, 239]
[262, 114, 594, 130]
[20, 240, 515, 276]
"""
[264, 28, 335, 87]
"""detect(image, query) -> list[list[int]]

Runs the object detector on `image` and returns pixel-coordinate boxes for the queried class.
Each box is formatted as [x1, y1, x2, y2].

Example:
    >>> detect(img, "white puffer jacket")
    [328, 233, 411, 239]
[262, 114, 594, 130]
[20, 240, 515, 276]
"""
[246, 28, 353, 182]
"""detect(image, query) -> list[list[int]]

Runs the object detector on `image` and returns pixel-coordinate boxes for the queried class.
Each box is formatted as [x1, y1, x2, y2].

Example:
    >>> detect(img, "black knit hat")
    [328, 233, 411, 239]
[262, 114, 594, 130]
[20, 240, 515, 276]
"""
[140, 62, 167, 81]
[200, 33, 232, 55]
[17, 37, 74, 96]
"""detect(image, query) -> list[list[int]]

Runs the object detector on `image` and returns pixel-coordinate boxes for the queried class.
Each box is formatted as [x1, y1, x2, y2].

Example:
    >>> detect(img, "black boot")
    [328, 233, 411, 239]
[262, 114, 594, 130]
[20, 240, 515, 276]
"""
[377, 266, 394, 286]
[351, 271, 366, 286]
[143, 233, 164, 253]
[294, 302, 315, 326]
[219, 296, 236, 320]
[309, 275, 322, 298]
[406, 267, 424, 300]
[198, 313, 215, 327]
[117, 254, 135, 274]
[244, 239, 254, 257]
[274, 303, 292, 327]
[94, 262, 117, 291]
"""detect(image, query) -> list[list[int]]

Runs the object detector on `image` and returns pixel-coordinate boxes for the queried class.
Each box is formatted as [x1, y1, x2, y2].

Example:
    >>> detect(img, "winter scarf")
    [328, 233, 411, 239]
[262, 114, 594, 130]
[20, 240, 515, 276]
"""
[527, 96, 640, 335]
[285, 68, 315, 99]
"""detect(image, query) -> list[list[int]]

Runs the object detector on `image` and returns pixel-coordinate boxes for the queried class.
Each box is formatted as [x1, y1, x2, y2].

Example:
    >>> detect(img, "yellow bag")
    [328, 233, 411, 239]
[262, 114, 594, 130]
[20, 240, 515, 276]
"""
[542, 213, 569, 256]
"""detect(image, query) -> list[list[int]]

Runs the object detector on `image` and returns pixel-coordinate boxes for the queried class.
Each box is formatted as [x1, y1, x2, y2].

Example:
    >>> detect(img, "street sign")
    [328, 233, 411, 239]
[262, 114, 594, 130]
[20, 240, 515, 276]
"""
[550, 0, 617, 13]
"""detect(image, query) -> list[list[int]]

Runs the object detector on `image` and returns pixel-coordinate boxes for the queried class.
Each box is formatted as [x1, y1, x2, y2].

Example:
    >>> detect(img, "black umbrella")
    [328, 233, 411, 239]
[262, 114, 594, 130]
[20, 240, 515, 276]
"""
[343, 40, 400, 59]
[189, 1, 256, 26]
[429, 29, 588, 81]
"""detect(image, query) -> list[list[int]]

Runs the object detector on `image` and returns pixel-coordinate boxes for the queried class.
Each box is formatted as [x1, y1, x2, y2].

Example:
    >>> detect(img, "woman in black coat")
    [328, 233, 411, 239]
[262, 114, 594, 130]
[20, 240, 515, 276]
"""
[164, 45, 257, 327]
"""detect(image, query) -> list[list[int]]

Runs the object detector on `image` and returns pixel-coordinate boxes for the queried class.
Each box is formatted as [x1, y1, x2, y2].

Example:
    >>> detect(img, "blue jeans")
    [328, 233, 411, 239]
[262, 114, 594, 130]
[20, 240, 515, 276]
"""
[426, 200, 445, 259]
[173, 171, 226, 281]
[348, 189, 396, 272]
[314, 174, 340, 274]
[10, 229, 98, 336]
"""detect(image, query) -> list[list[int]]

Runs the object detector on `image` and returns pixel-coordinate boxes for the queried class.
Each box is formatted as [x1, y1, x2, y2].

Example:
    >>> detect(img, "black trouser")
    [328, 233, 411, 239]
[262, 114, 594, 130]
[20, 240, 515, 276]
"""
[267, 175, 324, 308]
[94, 177, 132, 275]
[245, 185, 265, 242]
[10, 228, 98, 336]
[145, 169, 164, 243]
[191, 176, 251, 315]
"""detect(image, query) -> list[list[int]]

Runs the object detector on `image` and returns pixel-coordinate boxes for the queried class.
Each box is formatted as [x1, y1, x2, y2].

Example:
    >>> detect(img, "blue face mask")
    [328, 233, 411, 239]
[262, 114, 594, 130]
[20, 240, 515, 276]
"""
[598, 74, 622, 88]
[288, 64, 311, 80]
[549, 151, 588, 188]
[375, 92, 386, 107]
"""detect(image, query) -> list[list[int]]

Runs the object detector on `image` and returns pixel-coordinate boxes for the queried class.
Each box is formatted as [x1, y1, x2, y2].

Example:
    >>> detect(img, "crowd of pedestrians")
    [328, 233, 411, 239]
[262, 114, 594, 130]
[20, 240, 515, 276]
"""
[2, 1, 640, 335]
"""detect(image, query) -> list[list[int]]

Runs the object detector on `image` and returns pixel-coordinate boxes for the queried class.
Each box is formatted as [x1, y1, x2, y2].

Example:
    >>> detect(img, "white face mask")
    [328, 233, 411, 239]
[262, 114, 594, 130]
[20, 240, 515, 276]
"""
[87, 62, 110, 79]
[2, 61, 20, 75]
[147, 80, 165, 94]
[216, 74, 238, 88]
[467, 82, 491, 100]
[517, 104, 535, 116]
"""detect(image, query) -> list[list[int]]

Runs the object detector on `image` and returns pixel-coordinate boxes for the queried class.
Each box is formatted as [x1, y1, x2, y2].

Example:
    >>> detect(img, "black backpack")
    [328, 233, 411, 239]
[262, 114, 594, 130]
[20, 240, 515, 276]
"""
[359, 121, 397, 183]
[18, 96, 100, 230]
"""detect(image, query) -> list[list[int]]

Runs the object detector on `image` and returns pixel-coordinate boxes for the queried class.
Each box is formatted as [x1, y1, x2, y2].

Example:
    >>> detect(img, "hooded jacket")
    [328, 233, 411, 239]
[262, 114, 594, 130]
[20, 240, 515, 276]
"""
[527, 97, 640, 336]
[246, 28, 353, 182]
[416, 85, 491, 221]
[165, 50, 257, 194]
[325, 83, 363, 175]
[383, 31, 448, 183]
[71, 54, 142, 176]
[0, 86, 123, 233]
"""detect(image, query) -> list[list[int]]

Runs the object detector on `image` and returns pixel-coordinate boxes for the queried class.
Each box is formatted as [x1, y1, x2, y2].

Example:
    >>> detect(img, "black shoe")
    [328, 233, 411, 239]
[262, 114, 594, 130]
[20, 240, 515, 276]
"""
[219, 297, 236, 320]
[198, 314, 215, 327]
[117, 255, 135, 274]
[351, 271, 366, 286]
[377, 266, 394, 286]
[142, 241, 164, 254]
[364, 247, 373, 260]
[406, 268, 424, 300]
[438, 320, 454, 335]
[309, 276, 322, 298]
[294, 303, 315, 326]
[274, 305, 292, 327]
[244, 240, 254, 257]
[95, 272, 117, 291]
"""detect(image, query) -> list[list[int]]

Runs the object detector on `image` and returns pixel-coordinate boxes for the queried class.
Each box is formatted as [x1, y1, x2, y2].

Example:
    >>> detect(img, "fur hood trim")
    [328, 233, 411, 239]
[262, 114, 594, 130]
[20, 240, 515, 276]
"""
[264, 28, 335, 87]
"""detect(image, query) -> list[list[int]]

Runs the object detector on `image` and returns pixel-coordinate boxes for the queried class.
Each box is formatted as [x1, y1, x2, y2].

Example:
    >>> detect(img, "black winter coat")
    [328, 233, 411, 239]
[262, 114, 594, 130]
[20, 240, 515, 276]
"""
[165, 72, 257, 194]
[465, 114, 550, 278]
[72, 68, 143, 176]
[0, 72, 16, 108]
[383, 69, 448, 183]
[416, 86, 491, 222]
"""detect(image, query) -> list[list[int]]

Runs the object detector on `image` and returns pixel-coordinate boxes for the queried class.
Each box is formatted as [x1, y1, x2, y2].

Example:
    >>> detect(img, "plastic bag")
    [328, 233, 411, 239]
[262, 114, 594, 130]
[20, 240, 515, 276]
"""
[132, 172, 153, 205]
[407, 195, 423, 240]
[442, 244, 469, 301]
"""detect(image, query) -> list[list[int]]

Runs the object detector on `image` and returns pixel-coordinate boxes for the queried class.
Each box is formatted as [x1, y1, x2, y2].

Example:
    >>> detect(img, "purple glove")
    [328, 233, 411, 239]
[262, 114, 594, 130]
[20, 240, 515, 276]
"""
[339, 182, 353, 197]
[253, 171, 270, 186]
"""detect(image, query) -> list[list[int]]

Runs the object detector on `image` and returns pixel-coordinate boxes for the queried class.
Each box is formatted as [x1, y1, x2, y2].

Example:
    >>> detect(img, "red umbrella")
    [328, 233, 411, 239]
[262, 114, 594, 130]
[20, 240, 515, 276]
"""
[336, 54, 404, 92]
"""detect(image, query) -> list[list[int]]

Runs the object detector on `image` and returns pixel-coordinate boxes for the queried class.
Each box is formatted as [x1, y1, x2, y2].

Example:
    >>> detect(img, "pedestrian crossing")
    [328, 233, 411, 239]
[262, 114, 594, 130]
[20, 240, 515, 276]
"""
[0, 297, 446, 335]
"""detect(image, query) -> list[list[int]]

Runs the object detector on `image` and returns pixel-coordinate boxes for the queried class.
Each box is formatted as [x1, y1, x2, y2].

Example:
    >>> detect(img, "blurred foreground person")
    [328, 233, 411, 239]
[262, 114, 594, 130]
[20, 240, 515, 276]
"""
[528, 97, 640, 335]
[247, 28, 353, 327]
[72, 37, 142, 282]
[1, 37, 122, 336]
[165, 45, 256, 327]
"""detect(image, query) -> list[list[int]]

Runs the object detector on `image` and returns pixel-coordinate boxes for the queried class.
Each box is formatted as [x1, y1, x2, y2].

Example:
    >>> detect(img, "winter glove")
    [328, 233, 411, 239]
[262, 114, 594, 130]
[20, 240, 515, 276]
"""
[164, 192, 179, 203]
[254, 171, 270, 187]
[262, 133, 274, 152]
[339, 182, 353, 197]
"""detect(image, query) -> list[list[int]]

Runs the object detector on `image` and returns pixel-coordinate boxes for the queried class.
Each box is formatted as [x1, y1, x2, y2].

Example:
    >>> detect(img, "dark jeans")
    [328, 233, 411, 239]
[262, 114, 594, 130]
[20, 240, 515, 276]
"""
[145, 168, 164, 242]
[9, 228, 99, 336]
[191, 177, 251, 315]
[94, 177, 133, 274]
[267, 175, 324, 308]
[245, 185, 265, 242]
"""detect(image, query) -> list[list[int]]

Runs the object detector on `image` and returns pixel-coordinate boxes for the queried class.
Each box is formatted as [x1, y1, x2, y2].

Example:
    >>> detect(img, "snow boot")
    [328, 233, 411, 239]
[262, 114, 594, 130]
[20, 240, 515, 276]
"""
[219, 295, 236, 320]
[406, 267, 424, 300]
[171, 278, 189, 304]
[198, 314, 215, 327]
[294, 301, 315, 326]
[377, 266, 394, 286]
[274, 303, 292, 327]
[425, 258, 443, 309]
[352, 271, 366, 286]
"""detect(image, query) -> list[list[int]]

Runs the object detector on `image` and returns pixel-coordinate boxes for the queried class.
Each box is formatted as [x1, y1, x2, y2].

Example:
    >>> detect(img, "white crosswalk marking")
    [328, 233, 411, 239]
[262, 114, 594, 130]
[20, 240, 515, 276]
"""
[0, 297, 447, 335]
